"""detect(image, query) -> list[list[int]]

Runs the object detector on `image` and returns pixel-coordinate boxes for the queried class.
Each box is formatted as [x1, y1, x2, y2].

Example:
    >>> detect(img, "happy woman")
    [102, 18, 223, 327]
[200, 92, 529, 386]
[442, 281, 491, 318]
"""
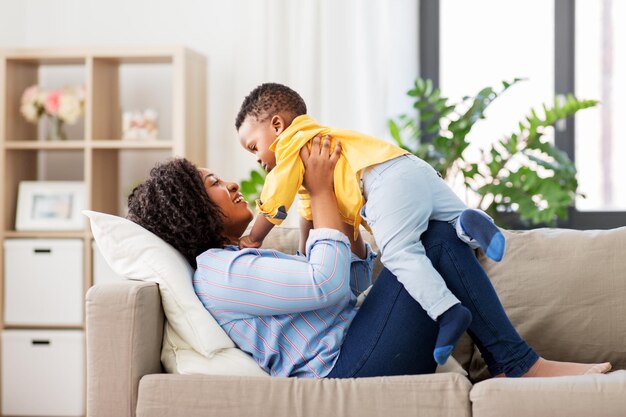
[126, 135, 610, 379]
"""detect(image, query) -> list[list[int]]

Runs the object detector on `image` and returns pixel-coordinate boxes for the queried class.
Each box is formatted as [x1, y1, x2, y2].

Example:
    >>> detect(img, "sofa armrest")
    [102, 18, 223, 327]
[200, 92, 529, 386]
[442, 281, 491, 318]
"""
[86, 281, 164, 417]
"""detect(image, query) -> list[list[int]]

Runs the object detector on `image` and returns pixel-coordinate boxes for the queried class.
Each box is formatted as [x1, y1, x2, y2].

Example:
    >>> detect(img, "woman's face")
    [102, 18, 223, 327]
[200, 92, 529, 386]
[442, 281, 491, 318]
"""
[198, 168, 254, 241]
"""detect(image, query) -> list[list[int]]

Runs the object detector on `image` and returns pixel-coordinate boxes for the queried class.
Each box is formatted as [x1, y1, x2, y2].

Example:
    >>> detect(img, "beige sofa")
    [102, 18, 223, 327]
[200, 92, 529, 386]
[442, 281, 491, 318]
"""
[86, 226, 626, 417]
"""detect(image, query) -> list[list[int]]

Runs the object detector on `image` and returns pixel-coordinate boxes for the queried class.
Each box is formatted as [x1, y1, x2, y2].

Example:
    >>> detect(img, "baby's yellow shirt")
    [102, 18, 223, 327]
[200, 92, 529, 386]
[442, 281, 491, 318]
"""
[256, 115, 408, 238]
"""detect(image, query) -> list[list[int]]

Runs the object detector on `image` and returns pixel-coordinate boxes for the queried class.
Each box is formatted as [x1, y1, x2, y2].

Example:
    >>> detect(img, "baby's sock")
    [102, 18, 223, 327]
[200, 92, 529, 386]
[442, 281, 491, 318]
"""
[433, 303, 472, 365]
[459, 209, 506, 262]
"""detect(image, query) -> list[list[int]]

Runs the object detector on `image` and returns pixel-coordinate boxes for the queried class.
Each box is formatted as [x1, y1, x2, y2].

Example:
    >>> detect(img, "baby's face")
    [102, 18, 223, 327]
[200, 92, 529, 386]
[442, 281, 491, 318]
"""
[238, 116, 278, 172]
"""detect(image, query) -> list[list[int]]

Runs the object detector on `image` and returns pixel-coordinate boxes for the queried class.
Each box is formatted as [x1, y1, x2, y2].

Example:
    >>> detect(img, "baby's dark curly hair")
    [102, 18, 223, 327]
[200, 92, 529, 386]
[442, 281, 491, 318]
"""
[127, 158, 227, 268]
[235, 82, 307, 130]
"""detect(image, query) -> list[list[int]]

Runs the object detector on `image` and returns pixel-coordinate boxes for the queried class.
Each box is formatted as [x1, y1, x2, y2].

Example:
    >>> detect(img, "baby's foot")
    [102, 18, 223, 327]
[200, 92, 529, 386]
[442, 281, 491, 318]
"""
[522, 358, 612, 377]
[433, 304, 472, 365]
[458, 209, 506, 262]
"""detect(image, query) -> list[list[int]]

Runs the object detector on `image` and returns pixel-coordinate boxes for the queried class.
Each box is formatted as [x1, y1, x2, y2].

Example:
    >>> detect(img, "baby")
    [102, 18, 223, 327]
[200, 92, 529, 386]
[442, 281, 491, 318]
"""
[235, 83, 506, 365]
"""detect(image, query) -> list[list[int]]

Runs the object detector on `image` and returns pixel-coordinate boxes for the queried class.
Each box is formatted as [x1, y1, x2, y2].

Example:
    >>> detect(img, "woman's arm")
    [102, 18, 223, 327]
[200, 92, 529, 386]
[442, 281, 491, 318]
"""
[300, 135, 345, 232]
[194, 135, 354, 318]
[349, 242, 376, 296]
[194, 230, 352, 317]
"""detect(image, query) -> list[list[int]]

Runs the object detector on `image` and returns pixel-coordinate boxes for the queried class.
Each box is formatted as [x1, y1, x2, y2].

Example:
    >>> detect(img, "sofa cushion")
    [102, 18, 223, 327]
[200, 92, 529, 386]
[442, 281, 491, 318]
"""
[470, 370, 626, 417]
[136, 373, 472, 417]
[83, 210, 268, 376]
[471, 227, 626, 381]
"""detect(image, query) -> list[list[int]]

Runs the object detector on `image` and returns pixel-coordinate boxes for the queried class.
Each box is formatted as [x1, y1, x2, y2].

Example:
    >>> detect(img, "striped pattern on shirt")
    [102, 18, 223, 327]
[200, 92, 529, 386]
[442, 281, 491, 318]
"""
[193, 228, 374, 378]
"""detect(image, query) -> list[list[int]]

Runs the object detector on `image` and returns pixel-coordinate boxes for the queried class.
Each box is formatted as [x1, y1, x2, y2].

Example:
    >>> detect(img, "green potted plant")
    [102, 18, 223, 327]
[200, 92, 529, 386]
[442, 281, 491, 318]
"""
[388, 78, 597, 227]
[240, 168, 266, 207]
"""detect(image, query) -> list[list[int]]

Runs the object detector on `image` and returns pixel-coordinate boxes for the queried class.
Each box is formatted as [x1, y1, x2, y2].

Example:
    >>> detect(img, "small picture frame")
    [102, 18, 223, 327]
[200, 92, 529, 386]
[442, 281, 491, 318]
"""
[16, 181, 86, 231]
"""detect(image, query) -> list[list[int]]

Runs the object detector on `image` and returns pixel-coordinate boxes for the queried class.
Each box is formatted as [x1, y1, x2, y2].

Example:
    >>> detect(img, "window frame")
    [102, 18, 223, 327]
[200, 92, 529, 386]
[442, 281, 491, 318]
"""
[419, 0, 626, 229]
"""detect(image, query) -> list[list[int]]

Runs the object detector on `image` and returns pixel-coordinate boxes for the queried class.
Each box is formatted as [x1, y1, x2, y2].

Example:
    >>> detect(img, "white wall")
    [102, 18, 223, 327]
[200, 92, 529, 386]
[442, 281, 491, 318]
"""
[0, 0, 418, 183]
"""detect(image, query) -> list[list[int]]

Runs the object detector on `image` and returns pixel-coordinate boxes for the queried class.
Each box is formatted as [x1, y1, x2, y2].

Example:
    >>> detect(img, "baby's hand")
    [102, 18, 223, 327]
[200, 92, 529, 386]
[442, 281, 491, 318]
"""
[239, 234, 262, 249]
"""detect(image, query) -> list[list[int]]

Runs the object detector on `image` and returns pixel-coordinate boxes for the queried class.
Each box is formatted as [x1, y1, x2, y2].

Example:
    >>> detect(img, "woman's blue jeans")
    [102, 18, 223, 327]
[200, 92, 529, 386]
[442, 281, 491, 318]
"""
[327, 220, 539, 378]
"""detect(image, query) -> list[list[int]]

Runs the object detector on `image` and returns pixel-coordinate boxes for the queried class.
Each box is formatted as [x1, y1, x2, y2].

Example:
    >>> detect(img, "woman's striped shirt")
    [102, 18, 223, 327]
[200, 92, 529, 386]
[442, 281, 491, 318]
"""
[193, 228, 375, 378]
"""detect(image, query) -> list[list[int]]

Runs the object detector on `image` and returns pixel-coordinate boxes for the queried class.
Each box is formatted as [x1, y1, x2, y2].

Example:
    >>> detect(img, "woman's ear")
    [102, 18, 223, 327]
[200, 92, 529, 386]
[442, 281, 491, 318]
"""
[270, 115, 286, 136]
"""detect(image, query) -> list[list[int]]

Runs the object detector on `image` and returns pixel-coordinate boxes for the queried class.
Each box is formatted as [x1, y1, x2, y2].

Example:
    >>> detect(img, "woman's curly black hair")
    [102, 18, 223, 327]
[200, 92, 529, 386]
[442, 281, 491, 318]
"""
[127, 158, 227, 268]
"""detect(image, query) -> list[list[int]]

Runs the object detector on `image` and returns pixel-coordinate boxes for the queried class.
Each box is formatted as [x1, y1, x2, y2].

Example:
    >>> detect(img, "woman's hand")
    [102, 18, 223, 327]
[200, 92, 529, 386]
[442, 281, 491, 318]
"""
[300, 135, 344, 233]
[300, 135, 341, 197]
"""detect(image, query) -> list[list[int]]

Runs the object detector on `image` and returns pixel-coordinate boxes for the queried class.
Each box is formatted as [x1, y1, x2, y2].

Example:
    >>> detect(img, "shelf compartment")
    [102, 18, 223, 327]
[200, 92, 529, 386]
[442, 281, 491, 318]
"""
[4, 239, 84, 326]
[4, 59, 38, 141]
[3, 149, 85, 231]
[4, 58, 87, 141]
[1, 329, 85, 416]
[90, 58, 173, 141]
[90, 148, 171, 216]
[3, 150, 36, 232]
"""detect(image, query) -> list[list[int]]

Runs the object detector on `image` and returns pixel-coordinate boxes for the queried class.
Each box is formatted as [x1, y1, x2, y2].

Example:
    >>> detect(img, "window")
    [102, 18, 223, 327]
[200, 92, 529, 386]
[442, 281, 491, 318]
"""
[421, 0, 626, 228]
[440, 0, 554, 200]
[575, 0, 626, 211]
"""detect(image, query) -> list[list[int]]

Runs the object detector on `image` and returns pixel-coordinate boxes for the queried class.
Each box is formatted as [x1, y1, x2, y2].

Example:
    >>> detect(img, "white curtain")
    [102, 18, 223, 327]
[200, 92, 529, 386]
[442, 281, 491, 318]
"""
[227, 0, 419, 179]
[265, 0, 418, 133]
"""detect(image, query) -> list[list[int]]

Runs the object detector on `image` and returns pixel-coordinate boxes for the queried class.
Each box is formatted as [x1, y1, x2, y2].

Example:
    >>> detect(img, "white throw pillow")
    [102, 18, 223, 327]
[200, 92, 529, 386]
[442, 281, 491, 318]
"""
[161, 321, 268, 376]
[83, 210, 268, 376]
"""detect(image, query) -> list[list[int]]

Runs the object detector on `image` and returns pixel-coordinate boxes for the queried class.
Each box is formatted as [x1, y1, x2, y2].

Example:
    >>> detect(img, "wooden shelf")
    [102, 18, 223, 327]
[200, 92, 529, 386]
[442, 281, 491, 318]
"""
[91, 140, 174, 149]
[4, 55, 85, 65]
[3, 323, 84, 330]
[4, 140, 175, 150]
[5, 140, 86, 150]
[0, 46, 207, 415]
[1, 46, 195, 64]
[4, 230, 86, 238]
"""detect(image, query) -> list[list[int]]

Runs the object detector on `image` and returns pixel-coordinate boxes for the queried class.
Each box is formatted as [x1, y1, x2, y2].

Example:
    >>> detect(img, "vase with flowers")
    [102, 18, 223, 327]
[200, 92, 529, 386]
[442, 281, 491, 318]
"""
[20, 85, 85, 141]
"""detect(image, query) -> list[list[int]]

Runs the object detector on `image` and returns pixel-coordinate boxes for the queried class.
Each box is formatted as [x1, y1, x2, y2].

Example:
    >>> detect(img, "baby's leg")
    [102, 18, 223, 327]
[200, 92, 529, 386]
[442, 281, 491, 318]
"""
[456, 209, 506, 262]
[407, 157, 506, 262]
[361, 156, 471, 365]
[434, 303, 472, 365]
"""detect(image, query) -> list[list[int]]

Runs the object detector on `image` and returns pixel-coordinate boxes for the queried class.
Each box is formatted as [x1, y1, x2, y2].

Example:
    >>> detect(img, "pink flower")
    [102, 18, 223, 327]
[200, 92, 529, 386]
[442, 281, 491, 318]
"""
[44, 90, 62, 116]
